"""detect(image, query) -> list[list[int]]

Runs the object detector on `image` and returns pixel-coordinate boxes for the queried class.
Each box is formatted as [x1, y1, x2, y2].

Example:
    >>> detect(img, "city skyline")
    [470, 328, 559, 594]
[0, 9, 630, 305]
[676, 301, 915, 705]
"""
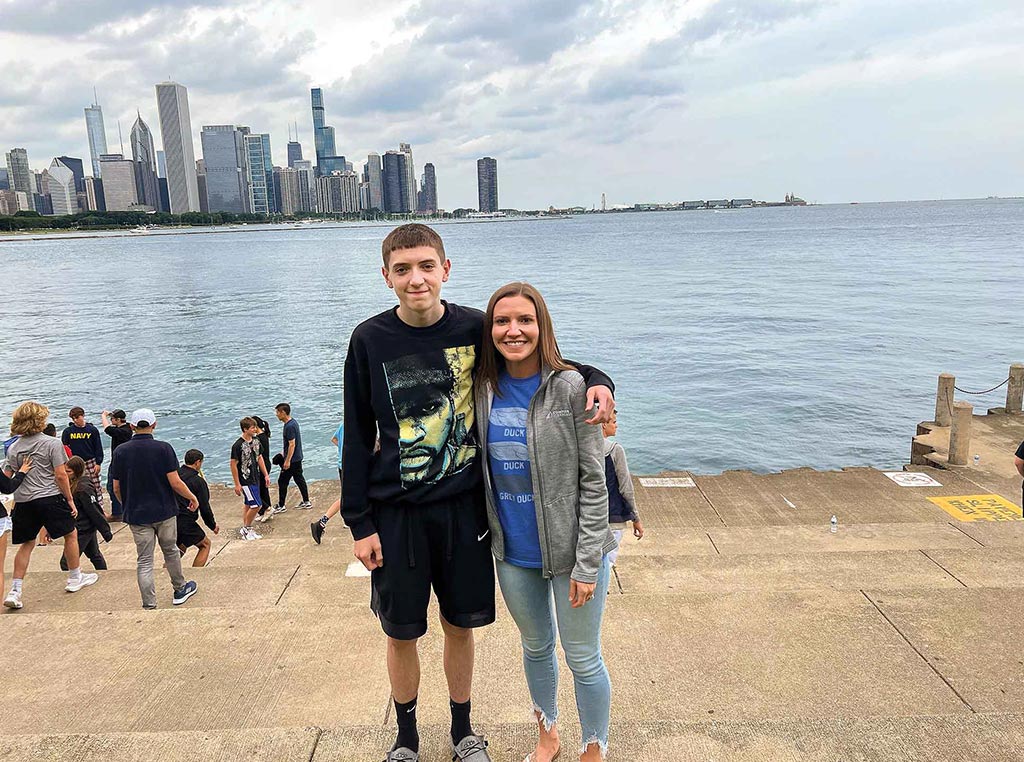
[0, 1, 1022, 207]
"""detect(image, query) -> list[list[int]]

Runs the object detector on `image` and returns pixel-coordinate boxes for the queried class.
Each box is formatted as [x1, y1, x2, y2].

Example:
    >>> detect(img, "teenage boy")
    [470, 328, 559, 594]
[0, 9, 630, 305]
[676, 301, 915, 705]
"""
[176, 449, 219, 566]
[342, 224, 614, 762]
[272, 403, 311, 511]
[102, 409, 133, 520]
[231, 417, 270, 540]
[3, 401, 98, 610]
[110, 409, 199, 609]
[62, 406, 104, 509]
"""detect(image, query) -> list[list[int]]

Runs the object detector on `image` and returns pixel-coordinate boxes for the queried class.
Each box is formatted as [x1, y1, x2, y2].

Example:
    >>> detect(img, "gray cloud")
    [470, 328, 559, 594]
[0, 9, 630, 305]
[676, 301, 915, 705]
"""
[0, 0, 231, 35]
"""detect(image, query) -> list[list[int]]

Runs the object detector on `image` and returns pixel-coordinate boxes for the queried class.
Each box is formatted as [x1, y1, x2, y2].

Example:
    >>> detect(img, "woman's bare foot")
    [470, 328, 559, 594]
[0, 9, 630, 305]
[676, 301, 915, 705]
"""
[579, 742, 602, 761]
[529, 711, 560, 761]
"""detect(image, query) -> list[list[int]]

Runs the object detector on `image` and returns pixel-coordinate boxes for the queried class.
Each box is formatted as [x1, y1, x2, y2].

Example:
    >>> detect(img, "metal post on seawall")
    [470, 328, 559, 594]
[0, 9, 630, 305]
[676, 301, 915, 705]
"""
[947, 400, 974, 466]
[935, 373, 955, 426]
[1007, 364, 1024, 415]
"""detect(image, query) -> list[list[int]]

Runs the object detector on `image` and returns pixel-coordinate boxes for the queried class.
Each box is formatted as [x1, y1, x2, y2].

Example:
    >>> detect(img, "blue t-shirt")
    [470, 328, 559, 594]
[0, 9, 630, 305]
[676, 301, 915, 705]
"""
[488, 371, 542, 568]
[334, 422, 344, 470]
[283, 419, 303, 463]
[109, 434, 180, 525]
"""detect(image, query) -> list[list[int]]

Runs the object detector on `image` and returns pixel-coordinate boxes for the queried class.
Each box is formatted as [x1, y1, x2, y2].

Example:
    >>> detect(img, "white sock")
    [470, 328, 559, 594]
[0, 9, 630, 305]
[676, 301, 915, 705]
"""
[69, 567, 82, 580]
[11, 578, 23, 593]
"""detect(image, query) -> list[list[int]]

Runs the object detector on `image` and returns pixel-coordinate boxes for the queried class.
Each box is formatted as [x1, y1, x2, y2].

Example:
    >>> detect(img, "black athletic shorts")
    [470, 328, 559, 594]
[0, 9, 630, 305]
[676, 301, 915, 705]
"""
[11, 494, 77, 545]
[176, 518, 207, 548]
[370, 489, 495, 640]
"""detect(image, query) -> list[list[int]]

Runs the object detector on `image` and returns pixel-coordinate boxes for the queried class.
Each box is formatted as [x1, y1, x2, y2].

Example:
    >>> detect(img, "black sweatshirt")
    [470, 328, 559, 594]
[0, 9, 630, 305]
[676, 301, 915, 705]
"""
[176, 466, 217, 531]
[0, 470, 26, 518]
[72, 481, 113, 541]
[62, 423, 105, 464]
[341, 301, 614, 541]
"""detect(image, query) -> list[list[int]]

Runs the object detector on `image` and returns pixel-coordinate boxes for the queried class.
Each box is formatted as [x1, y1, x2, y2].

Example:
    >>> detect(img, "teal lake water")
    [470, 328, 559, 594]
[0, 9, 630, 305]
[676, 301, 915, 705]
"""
[1, 199, 1021, 484]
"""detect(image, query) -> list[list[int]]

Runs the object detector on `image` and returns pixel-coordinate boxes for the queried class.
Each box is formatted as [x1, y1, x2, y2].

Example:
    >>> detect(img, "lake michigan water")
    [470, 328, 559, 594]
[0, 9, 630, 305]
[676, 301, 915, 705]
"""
[1, 199, 1021, 484]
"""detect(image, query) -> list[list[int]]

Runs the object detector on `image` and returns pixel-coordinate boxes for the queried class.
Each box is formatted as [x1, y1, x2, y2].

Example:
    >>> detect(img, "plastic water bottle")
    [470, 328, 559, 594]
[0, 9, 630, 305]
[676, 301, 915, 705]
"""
[973, 454, 980, 467]
[830, 515, 838, 533]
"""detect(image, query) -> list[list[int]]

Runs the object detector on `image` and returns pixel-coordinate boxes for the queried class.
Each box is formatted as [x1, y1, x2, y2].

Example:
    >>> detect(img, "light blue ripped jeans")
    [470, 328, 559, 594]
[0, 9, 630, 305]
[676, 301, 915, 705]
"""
[495, 556, 612, 756]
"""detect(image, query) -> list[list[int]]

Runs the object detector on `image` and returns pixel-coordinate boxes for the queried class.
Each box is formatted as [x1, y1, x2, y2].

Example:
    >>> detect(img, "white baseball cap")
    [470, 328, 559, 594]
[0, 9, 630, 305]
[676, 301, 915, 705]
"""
[129, 409, 157, 427]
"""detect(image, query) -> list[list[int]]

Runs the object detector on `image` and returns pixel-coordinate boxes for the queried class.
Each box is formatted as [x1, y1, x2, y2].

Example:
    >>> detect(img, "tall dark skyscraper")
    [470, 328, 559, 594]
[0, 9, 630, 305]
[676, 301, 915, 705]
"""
[130, 113, 160, 210]
[287, 140, 303, 168]
[419, 163, 437, 213]
[201, 124, 250, 213]
[310, 88, 337, 175]
[382, 150, 410, 213]
[477, 156, 498, 212]
[55, 156, 85, 193]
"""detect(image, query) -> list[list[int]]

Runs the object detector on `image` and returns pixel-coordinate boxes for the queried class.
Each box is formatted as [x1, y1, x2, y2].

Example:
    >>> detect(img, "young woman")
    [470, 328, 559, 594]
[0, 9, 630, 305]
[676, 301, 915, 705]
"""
[476, 282, 617, 762]
[60, 456, 112, 571]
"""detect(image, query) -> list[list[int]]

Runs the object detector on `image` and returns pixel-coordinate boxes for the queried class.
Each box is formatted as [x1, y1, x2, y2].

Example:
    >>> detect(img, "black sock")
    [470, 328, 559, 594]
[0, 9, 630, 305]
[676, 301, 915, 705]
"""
[450, 698, 473, 744]
[319, 515, 329, 527]
[394, 697, 418, 752]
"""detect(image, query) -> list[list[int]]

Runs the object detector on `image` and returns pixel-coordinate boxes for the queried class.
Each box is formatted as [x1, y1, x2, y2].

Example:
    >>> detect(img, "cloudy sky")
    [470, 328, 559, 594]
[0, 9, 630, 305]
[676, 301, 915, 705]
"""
[1, 0, 1021, 208]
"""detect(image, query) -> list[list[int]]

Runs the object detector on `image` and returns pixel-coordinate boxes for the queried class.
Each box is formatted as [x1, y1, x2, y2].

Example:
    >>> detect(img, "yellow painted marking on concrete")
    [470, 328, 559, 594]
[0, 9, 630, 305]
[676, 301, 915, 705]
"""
[927, 494, 1023, 522]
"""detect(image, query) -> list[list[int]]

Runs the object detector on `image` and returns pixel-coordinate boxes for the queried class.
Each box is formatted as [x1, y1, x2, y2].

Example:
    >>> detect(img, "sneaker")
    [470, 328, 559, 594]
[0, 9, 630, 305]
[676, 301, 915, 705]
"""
[311, 520, 324, 544]
[297, 501, 313, 510]
[242, 527, 262, 541]
[65, 572, 99, 593]
[239, 527, 248, 538]
[255, 511, 273, 523]
[451, 735, 491, 761]
[270, 504, 287, 515]
[142, 604, 157, 610]
[3, 589, 22, 609]
[173, 580, 198, 605]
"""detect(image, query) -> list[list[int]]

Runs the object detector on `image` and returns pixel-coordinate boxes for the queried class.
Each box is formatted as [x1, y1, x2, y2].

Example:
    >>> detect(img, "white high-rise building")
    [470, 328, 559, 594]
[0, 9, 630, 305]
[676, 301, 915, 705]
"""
[84, 99, 108, 177]
[45, 158, 76, 215]
[155, 81, 200, 213]
[400, 143, 417, 211]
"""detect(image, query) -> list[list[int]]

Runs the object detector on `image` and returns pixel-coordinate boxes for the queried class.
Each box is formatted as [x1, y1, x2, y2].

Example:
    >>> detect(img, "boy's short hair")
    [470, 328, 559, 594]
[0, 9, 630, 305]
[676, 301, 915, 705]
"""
[275, 403, 291, 415]
[381, 223, 446, 267]
[184, 449, 204, 465]
[42, 423, 57, 437]
[239, 416, 256, 431]
[69, 406, 85, 418]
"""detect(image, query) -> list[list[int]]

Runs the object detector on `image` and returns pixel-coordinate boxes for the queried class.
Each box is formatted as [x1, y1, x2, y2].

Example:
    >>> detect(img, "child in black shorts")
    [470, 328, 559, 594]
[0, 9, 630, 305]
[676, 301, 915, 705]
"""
[342, 224, 615, 762]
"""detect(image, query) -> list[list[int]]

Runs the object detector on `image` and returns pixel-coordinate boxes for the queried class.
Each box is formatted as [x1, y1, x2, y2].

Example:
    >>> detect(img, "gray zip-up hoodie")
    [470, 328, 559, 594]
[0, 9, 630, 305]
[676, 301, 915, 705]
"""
[476, 366, 617, 583]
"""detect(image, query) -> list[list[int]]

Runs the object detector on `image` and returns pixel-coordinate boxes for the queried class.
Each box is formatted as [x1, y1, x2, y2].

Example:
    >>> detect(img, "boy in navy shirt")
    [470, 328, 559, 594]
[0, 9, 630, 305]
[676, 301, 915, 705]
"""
[62, 407, 104, 509]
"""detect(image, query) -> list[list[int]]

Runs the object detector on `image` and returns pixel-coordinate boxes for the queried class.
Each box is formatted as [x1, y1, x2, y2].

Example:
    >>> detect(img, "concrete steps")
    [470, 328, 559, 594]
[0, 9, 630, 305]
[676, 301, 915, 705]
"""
[1, 454, 1023, 760]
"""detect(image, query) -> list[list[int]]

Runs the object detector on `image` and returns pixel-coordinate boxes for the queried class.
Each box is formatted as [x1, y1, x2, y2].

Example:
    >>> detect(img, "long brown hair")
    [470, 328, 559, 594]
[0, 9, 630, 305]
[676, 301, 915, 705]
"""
[477, 282, 573, 395]
[66, 456, 86, 494]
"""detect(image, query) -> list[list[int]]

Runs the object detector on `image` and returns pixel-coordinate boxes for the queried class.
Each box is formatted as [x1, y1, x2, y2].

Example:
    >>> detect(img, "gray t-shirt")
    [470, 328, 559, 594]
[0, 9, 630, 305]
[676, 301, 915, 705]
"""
[4, 433, 68, 502]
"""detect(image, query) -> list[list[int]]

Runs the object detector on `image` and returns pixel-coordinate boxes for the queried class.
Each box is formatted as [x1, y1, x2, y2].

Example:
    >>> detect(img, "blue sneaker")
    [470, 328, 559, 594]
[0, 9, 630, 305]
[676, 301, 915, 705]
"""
[173, 580, 198, 605]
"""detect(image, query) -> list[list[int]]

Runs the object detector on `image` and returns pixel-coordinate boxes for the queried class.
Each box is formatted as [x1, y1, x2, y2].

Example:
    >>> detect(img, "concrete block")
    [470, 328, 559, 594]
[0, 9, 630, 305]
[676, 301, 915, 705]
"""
[925, 548, 1024, 587]
[705, 522, 980, 555]
[868, 588, 1024, 712]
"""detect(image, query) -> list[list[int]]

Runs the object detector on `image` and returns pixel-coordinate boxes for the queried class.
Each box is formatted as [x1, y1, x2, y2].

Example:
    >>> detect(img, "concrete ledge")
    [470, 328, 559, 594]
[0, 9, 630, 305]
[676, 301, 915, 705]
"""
[0, 727, 320, 762]
[614, 550, 965, 593]
[704, 523, 981, 555]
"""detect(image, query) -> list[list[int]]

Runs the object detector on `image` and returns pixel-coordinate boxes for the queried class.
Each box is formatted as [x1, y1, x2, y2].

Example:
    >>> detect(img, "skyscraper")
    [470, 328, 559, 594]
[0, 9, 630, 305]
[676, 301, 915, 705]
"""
[196, 159, 209, 213]
[274, 166, 302, 215]
[419, 163, 438, 214]
[382, 150, 410, 213]
[84, 97, 108, 177]
[477, 156, 498, 213]
[0, 168, 9, 190]
[311, 88, 338, 175]
[293, 159, 316, 212]
[155, 81, 200, 213]
[201, 125, 250, 213]
[99, 153, 140, 211]
[5, 148, 35, 211]
[316, 170, 360, 214]
[55, 156, 85, 193]
[45, 158, 77, 216]
[130, 113, 160, 210]
[244, 133, 276, 215]
[400, 143, 417, 212]
[287, 140, 303, 168]
[364, 153, 383, 210]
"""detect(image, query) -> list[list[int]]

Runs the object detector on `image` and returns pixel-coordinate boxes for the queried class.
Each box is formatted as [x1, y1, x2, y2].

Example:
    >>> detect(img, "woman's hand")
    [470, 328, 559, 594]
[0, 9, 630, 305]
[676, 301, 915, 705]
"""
[18, 456, 33, 473]
[633, 519, 645, 540]
[569, 578, 596, 608]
